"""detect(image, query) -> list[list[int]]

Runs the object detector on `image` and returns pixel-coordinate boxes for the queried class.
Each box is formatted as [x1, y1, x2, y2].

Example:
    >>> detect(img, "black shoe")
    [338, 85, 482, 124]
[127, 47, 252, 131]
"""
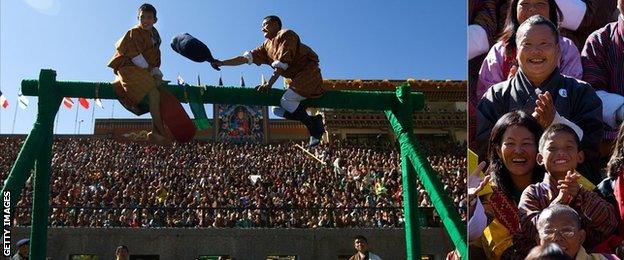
[313, 114, 325, 137]
[309, 136, 321, 147]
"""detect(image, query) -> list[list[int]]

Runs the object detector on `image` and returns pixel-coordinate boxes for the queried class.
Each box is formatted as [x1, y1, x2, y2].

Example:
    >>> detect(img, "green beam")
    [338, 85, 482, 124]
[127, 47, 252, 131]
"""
[21, 79, 425, 111]
[386, 103, 468, 259]
[387, 85, 420, 259]
[386, 85, 467, 259]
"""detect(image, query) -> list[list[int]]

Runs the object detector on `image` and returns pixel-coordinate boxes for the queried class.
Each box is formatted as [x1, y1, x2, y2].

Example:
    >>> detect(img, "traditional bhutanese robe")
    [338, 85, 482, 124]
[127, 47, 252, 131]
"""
[476, 69, 603, 183]
[472, 186, 528, 260]
[476, 36, 583, 100]
[518, 174, 618, 252]
[108, 25, 161, 115]
[468, 0, 505, 153]
[249, 29, 324, 98]
[582, 16, 624, 140]
[582, 17, 624, 105]
[559, 0, 618, 51]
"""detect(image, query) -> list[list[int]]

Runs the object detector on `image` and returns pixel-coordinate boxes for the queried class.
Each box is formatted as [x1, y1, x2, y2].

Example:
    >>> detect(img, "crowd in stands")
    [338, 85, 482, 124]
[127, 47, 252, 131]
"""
[0, 136, 466, 229]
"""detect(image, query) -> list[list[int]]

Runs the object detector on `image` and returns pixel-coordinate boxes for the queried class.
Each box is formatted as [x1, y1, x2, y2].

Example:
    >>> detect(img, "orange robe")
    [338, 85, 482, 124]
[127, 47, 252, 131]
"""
[108, 25, 161, 115]
[250, 29, 325, 98]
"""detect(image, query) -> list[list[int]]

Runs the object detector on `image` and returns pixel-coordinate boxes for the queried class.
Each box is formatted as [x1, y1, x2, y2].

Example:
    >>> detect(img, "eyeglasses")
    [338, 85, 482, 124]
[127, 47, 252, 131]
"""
[539, 227, 577, 239]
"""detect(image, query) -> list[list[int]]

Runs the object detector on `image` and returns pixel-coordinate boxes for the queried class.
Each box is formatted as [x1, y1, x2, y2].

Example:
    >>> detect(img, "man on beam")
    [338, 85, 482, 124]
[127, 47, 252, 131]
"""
[213, 15, 326, 147]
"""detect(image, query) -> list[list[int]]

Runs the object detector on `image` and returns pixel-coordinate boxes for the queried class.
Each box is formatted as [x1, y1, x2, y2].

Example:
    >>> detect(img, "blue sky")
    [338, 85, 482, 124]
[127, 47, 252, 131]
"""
[0, 0, 466, 134]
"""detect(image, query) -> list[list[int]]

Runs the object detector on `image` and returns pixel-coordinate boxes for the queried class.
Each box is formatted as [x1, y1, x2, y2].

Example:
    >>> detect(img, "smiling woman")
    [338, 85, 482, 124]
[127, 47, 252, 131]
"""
[468, 110, 544, 259]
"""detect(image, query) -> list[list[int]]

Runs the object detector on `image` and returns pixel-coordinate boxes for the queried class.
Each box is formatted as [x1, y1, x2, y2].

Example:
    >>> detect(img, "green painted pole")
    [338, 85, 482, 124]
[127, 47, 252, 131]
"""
[29, 70, 61, 259]
[386, 84, 419, 259]
[386, 84, 467, 258]
[21, 79, 425, 111]
[28, 70, 61, 259]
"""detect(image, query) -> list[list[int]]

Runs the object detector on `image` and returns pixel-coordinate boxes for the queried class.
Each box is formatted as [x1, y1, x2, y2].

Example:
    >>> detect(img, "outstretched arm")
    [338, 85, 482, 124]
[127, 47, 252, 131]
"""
[219, 56, 248, 66]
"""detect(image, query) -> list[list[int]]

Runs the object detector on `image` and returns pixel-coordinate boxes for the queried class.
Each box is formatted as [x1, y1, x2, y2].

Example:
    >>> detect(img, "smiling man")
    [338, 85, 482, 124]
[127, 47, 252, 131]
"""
[476, 15, 603, 184]
[214, 15, 326, 147]
[535, 204, 610, 259]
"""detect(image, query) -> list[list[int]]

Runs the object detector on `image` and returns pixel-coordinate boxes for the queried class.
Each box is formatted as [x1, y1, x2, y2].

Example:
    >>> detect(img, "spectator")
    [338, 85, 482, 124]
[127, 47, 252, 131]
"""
[476, 15, 603, 183]
[349, 235, 382, 260]
[11, 238, 29, 260]
[116, 245, 129, 260]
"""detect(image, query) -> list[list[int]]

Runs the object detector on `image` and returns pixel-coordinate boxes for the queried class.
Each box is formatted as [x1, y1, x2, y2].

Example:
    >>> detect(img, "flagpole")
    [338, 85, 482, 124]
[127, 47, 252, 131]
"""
[91, 102, 95, 132]
[74, 103, 79, 134]
[11, 99, 18, 134]
[55, 113, 59, 135]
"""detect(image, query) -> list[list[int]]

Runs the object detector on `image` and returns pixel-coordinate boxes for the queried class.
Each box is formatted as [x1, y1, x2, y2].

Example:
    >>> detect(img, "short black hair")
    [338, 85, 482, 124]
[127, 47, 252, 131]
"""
[116, 245, 129, 253]
[354, 235, 368, 243]
[538, 124, 579, 152]
[263, 15, 282, 29]
[138, 3, 157, 18]
[516, 15, 560, 45]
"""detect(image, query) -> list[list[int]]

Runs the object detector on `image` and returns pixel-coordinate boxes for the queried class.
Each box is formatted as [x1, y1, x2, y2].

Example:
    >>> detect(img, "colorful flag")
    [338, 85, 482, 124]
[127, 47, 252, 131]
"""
[0, 90, 8, 109]
[240, 75, 246, 87]
[17, 92, 29, 109]
[63, 97, 74, 109]
[94, 99, 103, 109]
[78, 98, 90, 109]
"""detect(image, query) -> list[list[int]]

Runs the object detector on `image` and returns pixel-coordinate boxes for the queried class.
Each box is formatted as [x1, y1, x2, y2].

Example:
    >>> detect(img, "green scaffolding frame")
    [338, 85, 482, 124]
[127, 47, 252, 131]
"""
[1, 69, 466, 259]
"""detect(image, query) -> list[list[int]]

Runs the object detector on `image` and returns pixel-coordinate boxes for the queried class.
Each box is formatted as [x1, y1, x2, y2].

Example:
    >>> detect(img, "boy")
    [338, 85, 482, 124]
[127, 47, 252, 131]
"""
[108, 3, 170, 145]
[518, 124, 617, 253]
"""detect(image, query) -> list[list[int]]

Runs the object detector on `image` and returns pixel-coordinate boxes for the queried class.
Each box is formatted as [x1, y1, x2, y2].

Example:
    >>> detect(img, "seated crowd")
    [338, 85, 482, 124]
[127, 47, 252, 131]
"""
[0, 136, 466, 229]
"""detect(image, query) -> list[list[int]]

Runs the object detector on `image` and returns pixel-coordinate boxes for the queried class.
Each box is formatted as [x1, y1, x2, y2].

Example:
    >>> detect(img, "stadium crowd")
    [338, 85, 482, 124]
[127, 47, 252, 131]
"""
[0, 136, 466, 229]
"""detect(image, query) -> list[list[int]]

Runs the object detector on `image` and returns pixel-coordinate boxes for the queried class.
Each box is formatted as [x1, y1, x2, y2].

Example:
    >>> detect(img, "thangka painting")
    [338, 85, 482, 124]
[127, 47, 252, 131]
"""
[217, 104, 264, 142]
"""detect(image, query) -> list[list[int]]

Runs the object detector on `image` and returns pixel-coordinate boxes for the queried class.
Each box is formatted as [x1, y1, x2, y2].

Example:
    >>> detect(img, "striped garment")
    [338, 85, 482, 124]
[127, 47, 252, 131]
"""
[582, 17, 624, 95]
[469, 0, 499, 46]
[250, 29, 324, 98]
[518, 174, 618, 253]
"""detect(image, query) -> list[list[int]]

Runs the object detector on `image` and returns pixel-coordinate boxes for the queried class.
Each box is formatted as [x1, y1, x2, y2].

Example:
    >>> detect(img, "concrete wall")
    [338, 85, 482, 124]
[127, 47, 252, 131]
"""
[11, 227, 453, 260]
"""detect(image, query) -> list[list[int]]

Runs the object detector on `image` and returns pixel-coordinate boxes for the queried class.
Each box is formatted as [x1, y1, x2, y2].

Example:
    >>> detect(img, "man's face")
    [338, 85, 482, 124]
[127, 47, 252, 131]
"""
[537, 131, 583, 178]
[138, 10, 156, 30]
[538, 213, 585, 257]
[18, 245, 28, 255]
[262, 19, 280, 39]
[354, 239, 368, 253]
[116, 248, 129, 259]
[516, 24, 560, 85]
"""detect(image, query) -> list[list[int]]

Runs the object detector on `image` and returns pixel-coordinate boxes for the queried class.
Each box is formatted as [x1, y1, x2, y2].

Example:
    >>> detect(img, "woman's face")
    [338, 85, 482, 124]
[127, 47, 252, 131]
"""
[496, 125, 538, 178]
[517, 0, 550, 23]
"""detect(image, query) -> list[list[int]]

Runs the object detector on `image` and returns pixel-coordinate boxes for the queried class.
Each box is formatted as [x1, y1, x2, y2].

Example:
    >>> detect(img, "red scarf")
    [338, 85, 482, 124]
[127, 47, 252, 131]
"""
[489, 187, 521, 234]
